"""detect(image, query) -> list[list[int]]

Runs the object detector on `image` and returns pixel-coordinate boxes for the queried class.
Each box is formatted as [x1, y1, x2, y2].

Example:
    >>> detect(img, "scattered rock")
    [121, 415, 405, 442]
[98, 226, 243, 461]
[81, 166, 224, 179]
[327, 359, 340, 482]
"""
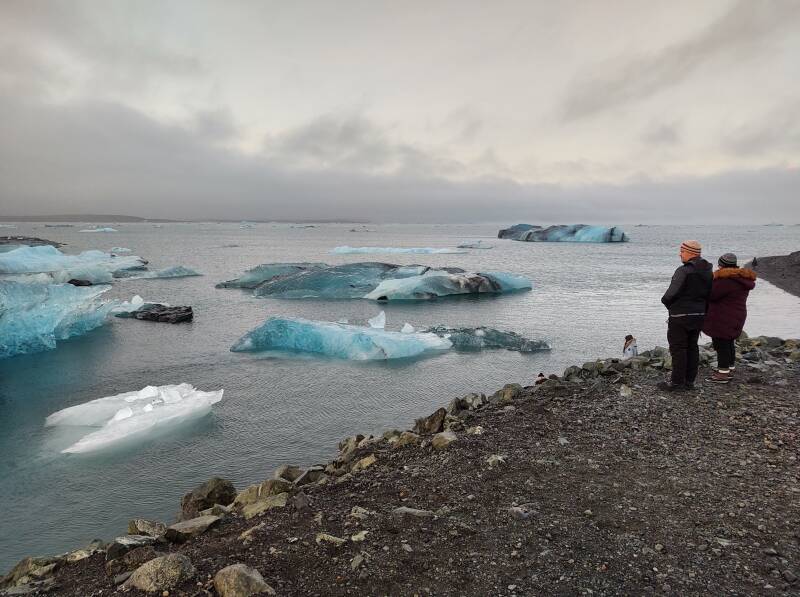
[125, 304, 194, 324]
[124, 554, 196, 593]
[315, 533, 347, 546]
[106, 546, 164, 577]
[234, 479, 294, 509]
[164, 515, 221, 543]
[486, 454, 506, 468]
[0, 557, 61, 590]
[392, 506, 434, 520]
[431, 430, 457, 450]
[273, 464, 303, 482]
[241, 493, 289, 520]
[351, 454, 377, 472]
[127, 519, 167, 537]
[394, 431, 421, 447]
[509, 504, 536, 520]
[294, 466, 326, 487]
[213, 563, 276, 596]
[490, 383, 522, 404]
[106, 535, 158, 561]
[413, 407, 447, 435]
[63, 539, 105, 563]
[239, 522, 265, 545]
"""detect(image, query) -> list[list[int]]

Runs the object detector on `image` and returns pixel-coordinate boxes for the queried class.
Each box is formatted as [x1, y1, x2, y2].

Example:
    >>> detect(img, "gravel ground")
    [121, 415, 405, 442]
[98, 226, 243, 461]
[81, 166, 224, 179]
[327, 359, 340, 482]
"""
[4, 344, 799, 596]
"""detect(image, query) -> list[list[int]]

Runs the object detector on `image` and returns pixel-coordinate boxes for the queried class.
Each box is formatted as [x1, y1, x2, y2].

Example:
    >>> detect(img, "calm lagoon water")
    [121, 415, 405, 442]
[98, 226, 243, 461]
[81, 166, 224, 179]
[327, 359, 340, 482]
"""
[1, 222, 799, 570]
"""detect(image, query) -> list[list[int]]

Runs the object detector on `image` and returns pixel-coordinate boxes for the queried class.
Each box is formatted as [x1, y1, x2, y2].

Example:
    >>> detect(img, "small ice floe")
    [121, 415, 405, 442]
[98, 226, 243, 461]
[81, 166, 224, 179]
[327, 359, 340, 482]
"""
[457, 241, 493, 249]
[401, 323, 415, 334]
[45, 384, 223, 454]
[111, 247, 131, 253]
[367, 311, 386, 329]
[80, 227, 118, 233]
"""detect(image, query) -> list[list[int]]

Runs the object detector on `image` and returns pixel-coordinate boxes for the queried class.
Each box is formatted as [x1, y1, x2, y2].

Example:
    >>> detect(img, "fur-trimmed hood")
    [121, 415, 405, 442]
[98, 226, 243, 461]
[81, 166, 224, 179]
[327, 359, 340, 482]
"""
[713, 267, 757, 281]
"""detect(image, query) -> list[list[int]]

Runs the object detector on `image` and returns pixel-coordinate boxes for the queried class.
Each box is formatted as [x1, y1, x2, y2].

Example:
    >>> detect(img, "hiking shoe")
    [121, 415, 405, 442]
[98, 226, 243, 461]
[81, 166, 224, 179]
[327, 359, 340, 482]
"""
[711, 370, 731, 384]
[657, 381, 687, 392]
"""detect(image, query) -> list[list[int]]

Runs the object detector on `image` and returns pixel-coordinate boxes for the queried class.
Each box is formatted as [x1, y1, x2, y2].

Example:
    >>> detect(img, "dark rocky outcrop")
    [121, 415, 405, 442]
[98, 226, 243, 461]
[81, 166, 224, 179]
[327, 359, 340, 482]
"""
[0, 236, 62, 247]
[179, 477, 236, 520]
[748, 250, 800, 298]
[66, 279, 93, 287]
[116, 304, 194, 323]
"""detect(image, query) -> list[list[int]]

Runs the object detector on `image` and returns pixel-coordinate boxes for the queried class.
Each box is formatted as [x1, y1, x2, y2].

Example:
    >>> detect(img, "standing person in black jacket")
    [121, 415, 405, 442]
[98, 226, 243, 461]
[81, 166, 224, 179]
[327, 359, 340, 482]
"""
[659, 240, 713, 391]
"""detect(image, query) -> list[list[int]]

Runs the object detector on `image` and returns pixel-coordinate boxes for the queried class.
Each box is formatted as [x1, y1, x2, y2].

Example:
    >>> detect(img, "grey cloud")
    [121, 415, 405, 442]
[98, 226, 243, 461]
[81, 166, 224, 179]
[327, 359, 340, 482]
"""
[0, 93, 797, 224]
[641, 122, 681, 146]
[724, 99, 800, 155]
[561, 0, 800, 120]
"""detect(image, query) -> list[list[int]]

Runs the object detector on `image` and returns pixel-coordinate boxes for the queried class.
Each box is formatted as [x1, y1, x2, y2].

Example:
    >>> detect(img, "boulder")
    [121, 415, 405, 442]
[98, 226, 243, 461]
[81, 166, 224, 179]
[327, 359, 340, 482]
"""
[63, 539, 105, 563]
[0, 557, 61, 589]
[273, 464, 303, 483]
[234, 479, 294, 508]
[67, 278, 93, 287]
[165, 514, 221, 543]
[490, 383, 522, 404]
[294, 466, 326, 487]
[180, 477, 236, 520]
[338, 435, 365, 461]
[394, 431, 420, 447]
[241, 493, 289, 520]
[214, 564, 276, 596]
[124, 554, 196, 592]
[106, 535, 158, 561]
[392, 506, 434, 520]
[105, 546, 163, 577]
[431, 430, 457, 450]
[128, 304, 193, 323]
[351, 454, 377, 472]
[127, 519, 166, 537]
[413, 407, 447, 435]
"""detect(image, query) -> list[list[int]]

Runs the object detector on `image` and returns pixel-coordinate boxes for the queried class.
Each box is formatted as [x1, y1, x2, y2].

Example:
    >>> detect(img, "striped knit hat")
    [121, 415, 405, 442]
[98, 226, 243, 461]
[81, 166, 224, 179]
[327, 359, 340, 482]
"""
[680, 240, 702, 256]
[718, 253, 737, 267]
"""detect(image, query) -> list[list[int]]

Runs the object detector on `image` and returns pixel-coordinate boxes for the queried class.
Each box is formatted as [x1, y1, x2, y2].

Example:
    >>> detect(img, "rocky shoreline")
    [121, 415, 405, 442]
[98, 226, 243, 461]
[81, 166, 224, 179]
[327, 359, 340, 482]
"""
[749, 251, 800, 299]
[2, 335, 798, 596]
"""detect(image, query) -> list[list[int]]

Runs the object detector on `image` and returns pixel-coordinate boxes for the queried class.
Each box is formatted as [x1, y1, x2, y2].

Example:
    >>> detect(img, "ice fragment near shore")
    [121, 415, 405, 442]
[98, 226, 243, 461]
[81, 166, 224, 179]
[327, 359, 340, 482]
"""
[0, 245, 146, 281]
[45, 383, 223, 454]
[230, 317, 452, 360]
[331, 246, 465, 255]
[0, 281, 115, 358]
[498, 224, 629, 243]
[425, 326, 551, 353]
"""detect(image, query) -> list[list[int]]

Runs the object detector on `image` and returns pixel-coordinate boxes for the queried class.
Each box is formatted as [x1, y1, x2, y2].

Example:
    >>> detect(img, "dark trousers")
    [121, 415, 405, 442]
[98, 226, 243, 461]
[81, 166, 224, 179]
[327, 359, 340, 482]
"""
[712, 337, 736, 369]
[667, 316, 704, 386]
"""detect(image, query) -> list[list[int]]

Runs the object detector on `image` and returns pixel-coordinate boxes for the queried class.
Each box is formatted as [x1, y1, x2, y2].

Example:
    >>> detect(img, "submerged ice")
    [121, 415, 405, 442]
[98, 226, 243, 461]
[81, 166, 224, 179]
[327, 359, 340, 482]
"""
[0, 281, 115, 358]
[45, 384, 223, 454]
[220, 262, 531, 300]
[231, 317, 452, 360]
[498, 224, 629, 243]
[114, 265, 201, 279]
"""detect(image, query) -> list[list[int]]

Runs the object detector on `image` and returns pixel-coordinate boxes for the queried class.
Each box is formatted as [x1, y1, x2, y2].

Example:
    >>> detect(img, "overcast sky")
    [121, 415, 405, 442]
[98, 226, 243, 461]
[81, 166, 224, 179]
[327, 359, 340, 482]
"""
[1, 0, 798, 223]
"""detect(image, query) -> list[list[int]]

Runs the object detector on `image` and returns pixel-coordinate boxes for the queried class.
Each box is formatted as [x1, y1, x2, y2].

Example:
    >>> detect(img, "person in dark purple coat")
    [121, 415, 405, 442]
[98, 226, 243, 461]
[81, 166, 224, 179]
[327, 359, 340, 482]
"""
[703, 253, 756, 383]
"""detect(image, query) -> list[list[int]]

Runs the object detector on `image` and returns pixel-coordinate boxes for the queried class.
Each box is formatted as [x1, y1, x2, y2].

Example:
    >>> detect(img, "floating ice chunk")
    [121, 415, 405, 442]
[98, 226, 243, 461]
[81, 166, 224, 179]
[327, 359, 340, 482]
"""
[227, 262, 531, 300]
[368, 311, 386, 329]
[111, 247, 131, 253]
[230, 317, 452, 360]
[216, 263, 326, 289]
[364, 270, 531, 301]
[330, 246, 465, 255]
[457, 241, 493, 249]
[45, 383, 223, 454]
[0, 224, 17, 229]
[0, 281, 115, 358]
[115, 265, 201, 279]
[425, 326, 551, 353]
[401, 323, 415, 334]
[111, 295, 147, 314]
[498, 224, 629, 243]
[80, 227, 118, 233]
[0, 245, 146, 277]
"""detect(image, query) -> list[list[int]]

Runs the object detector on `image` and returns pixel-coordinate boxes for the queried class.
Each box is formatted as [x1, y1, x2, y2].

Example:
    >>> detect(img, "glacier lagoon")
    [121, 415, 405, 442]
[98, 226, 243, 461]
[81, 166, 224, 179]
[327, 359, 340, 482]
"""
[1, 222, 800, 573]
[498, 224, 629, 243]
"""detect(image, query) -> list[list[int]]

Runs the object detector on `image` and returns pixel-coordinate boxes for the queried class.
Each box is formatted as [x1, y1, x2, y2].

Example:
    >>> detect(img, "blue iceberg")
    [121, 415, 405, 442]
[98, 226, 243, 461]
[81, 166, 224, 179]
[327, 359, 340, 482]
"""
[45, 383, 223, 454]
[0, 245, 147, 283]
[330, 246, 465, 255]
[114, 265, 201, 279]
[0, 281, 116, 358]
[231, 317, 452, 360]
[80, 227, 118, 233]
[220, 262, 531, 300]
[216, 262, 326, 289]
[498, 224, 629, 243]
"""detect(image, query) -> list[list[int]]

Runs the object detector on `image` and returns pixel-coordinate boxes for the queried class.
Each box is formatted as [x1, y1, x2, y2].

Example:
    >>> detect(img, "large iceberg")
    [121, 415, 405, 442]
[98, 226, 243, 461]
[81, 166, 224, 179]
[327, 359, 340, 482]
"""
[498, 224, 629, 243]
[0, 245, 146, 283]
[0, 281, 116, 358]
[45, 384, 223, 454]
[231, 317, 452, 360]
[425, 326, 551, 353]
[330, 246, 465, 255]
[216, 263, 326, 289]
[219, 262, 531, 300]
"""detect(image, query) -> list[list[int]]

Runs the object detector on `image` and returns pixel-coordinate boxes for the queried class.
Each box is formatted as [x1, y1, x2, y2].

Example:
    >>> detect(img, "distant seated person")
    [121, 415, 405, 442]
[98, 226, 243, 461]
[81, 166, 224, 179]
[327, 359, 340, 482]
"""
[535, 372, 547, 385]
[623, 334, 638, 358]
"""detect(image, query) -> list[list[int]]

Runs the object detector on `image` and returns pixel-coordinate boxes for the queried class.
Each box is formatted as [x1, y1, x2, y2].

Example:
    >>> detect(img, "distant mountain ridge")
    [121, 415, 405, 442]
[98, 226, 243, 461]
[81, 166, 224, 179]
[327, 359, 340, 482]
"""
[0, 215, 370, 223]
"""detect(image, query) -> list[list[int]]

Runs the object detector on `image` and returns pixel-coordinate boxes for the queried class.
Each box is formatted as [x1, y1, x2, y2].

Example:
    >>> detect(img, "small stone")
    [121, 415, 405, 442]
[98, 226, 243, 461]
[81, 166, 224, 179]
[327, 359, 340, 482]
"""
[558, 437, 569, 446]
[402, 543, 413, 553]
[509, 504, 535, 520]
[655, 543, 664, 552]
[124, 554, 196, 593]
[164, 515, 221, 543]
[351, 554, 364, 570]
[485, 454, 506, 468]
[179, 477, 236, 520]
[351, 454, 377, 472]
[619, 384, 632, 397]
[351, 530, 368, 542]
[466, 426, 484, 435]
[239, 522, 265, 545]
[392, 506, 434, 520]
[783, 570, 797, 583]
[127, 519, 167, 537]
[431, 430, 457, 450]
[350, 506, 372, 520]
[316, 533, 347, 546]
[241, 493, 289, 520]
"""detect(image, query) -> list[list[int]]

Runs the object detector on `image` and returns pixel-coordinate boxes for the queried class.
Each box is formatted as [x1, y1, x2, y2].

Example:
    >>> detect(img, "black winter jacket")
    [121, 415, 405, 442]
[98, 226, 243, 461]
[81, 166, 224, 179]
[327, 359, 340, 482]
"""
[661, 257, 713, 316]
